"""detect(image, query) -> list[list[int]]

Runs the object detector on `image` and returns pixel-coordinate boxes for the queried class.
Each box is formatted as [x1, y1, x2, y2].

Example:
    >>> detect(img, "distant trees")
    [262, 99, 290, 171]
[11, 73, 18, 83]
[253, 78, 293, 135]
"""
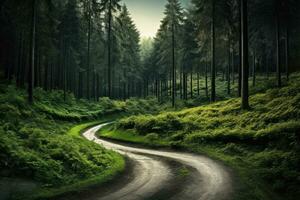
[99, 0, 121, 98]
[0, 0, 145, 103]
[142, 0, 300, 108]
[160, 0, 183, 107]
[118, 5, 141, 99]
[0, 0, 300, 106]
[181, 11, 198, 100]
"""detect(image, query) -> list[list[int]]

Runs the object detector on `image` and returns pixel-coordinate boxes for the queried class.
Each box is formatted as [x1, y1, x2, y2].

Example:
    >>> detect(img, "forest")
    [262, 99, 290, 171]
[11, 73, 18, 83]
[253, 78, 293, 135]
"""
[0, 0, 299, 200]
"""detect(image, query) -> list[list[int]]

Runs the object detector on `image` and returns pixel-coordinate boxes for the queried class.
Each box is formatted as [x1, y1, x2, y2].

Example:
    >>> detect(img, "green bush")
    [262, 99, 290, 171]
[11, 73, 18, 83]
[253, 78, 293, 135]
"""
[145, 133, 159, 143]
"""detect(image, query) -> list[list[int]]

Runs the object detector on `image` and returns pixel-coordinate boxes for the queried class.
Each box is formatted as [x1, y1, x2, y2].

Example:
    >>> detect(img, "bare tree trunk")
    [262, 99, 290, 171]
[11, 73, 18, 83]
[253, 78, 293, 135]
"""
[44, 58, 48, 90]
[87, 0, 91, 100]
[172, 23, 176, 107]
[241, 0, 249, 109]
[253, 52, 256, 87]
[190, 72, 193, 99]
[227, 39, 231, 95]
[285, 24, 289, 81]
[28, 0, 36, 104]
[107, 0, 112, 98]
[205, 61, 208, 98]
[276, 1, 281, 87]
[197, 71, 200, 96]
[211, 0, 216, 102]
[238, 0, 242, 97]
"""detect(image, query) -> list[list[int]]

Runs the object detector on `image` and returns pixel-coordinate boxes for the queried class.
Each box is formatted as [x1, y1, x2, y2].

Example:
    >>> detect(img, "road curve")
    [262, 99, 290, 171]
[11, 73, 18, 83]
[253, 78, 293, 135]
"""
[83, 123, 233, 200]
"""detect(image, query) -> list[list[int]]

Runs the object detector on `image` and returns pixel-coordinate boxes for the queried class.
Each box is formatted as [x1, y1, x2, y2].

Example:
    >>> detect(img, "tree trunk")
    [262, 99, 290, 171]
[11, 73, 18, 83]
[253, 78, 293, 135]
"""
[276, 0, 281, 87]
[227, 40, 231, 95]
[211, 0, 216, 102]
[190, 72, 193, 99]
[241, 0, 249, 109]
[28, 0, 36, 104]
[93, 70, 96, 100]
[238, 0, 242, 97]
[197, 71, 200, 96]
[205, 61, 208, 98]
[253, 52, 256, 87]
[96, 73, 100, 101]
[87, 0, 91, 99]
[107, 0, 112, 98]
[172, 23, 176, 107]
[285, 24, 289, 81]
[266, 54, 269, 79]
[63, 47, 68, 102]
[16, 31, 24, 87]
[78, 71, 83, 98]
[44, 59, 48, 91]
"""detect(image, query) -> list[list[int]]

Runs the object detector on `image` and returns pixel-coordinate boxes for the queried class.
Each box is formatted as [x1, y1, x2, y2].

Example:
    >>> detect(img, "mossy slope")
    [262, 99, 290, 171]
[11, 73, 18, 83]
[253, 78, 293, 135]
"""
[115, 73, 300, 200]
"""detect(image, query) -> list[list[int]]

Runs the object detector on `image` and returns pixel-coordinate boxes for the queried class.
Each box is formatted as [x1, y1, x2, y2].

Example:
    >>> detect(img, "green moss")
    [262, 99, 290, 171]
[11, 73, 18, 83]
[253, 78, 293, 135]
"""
[0, 85, 163, 199]
[97, 124, 169, 147]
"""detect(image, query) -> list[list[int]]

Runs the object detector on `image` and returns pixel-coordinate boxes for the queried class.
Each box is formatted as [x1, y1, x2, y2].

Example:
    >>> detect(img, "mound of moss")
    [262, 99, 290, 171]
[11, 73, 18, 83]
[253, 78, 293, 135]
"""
[0, 86, 128, 199]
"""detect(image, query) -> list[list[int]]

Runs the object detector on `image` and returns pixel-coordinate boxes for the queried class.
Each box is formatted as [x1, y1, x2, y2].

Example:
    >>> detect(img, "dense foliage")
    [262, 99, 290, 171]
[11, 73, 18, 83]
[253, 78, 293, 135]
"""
[0, 84, 164, 199]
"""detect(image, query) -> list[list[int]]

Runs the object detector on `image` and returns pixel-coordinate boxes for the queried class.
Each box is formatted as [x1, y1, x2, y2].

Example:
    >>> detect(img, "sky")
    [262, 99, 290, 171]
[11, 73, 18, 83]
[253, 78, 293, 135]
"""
[122, 0, 191, 38]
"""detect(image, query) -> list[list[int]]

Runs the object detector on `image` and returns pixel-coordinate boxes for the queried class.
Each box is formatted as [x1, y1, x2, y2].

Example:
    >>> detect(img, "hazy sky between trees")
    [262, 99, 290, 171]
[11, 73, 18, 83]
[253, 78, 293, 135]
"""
[123, 0, 190, 38]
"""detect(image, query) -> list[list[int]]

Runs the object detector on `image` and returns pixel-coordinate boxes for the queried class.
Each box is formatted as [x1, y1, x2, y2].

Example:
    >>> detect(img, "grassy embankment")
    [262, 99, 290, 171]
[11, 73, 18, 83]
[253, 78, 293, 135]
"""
[0, 85, 163, 200]
[97, 73, 300, 200]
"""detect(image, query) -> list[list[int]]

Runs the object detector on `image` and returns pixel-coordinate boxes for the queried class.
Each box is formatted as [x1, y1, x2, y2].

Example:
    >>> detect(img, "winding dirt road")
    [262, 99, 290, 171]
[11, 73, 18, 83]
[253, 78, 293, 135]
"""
[82, 123, 233, 200]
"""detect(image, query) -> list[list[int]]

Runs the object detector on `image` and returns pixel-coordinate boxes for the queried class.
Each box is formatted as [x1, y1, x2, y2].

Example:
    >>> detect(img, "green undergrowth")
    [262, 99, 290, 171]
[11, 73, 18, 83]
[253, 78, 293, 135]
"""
[20, 121, 125, 200]
[97, 124, 169, 147]
[162, 74, 283, 108]
[0, 85, 163, 200]
[110, 73, 300, 200]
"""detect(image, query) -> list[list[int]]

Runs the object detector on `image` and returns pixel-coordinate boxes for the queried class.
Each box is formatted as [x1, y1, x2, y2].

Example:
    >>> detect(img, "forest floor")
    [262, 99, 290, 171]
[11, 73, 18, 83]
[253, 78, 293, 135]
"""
[97, 73, 300, 200]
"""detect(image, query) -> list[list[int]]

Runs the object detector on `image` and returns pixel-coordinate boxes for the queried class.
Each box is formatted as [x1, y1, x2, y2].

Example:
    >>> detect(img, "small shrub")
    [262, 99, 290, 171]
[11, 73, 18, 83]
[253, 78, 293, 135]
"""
[145, 133, 159, 143]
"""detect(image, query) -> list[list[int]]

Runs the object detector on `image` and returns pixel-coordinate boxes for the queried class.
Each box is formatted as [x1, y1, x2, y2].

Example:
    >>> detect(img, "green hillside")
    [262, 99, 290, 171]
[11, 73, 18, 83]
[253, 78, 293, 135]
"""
[0, 85, 162, 199]
[101, 73, 300, 200]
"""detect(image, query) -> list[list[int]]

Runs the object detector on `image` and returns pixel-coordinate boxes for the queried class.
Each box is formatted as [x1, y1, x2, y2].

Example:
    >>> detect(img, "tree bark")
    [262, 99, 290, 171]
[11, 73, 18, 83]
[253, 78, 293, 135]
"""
[172, 23, 176, 107]
[28, 0, 36, 104]
[107, 0, 112, 98]
[227, 40, 231, 95]
[285, 24, 289, 81]
[205, 61, 208, 98]
[211, 0, 216, 102]
[253, 52, 256, 87]
[197, 71, 200, 97]
[190, 72, 193, 99]
[241, 0, 249, 109]
[276, 0, 282, 87]
[86, 0, 91, 99]
[238, 0, 242, 97]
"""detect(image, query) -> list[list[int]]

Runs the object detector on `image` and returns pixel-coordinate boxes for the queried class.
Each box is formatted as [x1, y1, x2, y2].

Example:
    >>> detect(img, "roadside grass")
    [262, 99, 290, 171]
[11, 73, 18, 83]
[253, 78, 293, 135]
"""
[97, 125, 170, 147]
